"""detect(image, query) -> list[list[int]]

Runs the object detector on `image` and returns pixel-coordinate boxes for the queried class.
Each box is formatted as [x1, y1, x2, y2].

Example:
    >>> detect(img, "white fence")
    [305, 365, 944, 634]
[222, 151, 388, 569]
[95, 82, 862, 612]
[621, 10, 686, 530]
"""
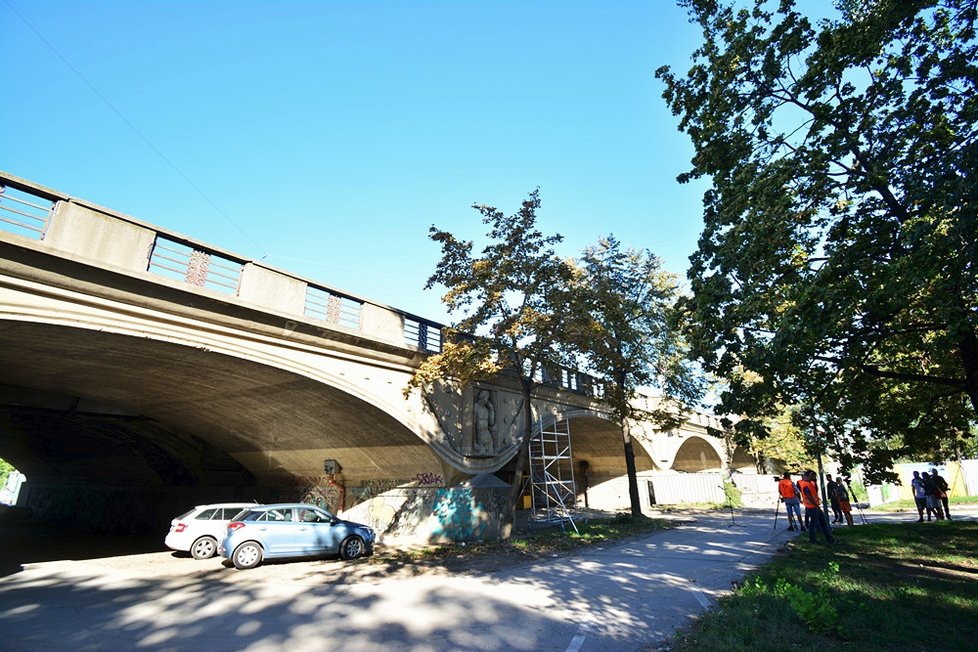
[646, 472, 725, 505]
[643, 471, 779, 508]
[961, 460, 978, 497]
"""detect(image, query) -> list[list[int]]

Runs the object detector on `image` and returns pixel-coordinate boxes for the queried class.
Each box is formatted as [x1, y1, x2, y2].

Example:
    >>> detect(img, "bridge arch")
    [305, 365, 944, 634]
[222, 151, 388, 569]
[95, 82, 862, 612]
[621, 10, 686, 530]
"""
[670, 435, 726, 472]
[0, 309, 452, 529]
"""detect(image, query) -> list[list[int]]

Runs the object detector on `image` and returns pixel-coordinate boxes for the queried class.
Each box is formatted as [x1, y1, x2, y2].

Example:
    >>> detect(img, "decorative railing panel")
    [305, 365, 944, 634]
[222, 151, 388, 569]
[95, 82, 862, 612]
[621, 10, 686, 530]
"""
[0, 183, 54, 240]
[303, 285, 363, 329]
[148, 236, 242, 295]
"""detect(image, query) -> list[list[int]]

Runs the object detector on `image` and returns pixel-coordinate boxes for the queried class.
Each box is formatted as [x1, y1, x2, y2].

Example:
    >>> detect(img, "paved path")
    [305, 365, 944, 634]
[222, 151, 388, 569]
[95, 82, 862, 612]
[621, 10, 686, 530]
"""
[2, 508, 970, 651]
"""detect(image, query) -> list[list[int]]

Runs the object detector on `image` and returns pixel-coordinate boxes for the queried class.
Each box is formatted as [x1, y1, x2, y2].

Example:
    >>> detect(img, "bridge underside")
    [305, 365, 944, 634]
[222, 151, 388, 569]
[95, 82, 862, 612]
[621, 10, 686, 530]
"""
[0, 320, 444, 530]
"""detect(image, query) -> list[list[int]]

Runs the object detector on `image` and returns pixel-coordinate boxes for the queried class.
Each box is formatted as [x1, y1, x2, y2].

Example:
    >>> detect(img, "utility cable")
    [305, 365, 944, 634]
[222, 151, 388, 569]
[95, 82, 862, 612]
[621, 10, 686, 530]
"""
[3, 0, 269, 259]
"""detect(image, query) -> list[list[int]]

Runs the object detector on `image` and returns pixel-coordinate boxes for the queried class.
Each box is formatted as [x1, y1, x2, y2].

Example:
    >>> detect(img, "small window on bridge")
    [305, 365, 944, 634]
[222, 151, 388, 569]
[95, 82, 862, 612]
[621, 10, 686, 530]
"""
[304, 285, 363, 329]
[148, 236, 242, 295]
[0, 183, 55, 240]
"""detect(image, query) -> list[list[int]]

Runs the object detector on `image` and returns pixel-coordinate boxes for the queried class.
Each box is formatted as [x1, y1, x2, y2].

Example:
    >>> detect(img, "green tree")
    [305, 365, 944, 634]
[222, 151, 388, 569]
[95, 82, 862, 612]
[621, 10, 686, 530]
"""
[752, 405, 815, 472]
[411, 190, 576, 530]
[572, 236, 702, 516]
[0, 458, 14, 489]
[657, 0, 978, 477]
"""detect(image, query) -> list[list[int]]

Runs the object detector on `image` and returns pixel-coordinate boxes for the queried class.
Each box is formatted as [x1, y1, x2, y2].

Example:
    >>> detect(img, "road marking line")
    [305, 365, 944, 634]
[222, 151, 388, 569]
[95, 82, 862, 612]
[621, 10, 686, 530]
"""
[692, 588, 711, 609]
[565, 624, 589, 652]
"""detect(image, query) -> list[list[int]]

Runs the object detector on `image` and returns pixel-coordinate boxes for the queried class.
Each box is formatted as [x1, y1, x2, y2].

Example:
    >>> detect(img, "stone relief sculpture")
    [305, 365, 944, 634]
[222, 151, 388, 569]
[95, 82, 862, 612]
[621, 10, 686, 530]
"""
[472, 389, 497, 455]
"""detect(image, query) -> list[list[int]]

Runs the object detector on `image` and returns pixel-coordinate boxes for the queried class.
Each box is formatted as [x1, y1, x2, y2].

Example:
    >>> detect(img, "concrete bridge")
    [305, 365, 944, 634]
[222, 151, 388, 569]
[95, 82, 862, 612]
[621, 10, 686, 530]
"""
[0, 171, 752, 542]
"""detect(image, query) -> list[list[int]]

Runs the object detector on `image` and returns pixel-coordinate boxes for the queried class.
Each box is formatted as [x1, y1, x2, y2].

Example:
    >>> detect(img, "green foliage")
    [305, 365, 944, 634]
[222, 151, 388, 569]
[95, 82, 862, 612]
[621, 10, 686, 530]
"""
[847, 476, 869, 502]
[751, 404, 815, 470]
[0, 458, 13, 488]
[722, 480, 743, 508]
[773, 563, 842, 635]
[674, 522, 978, 651]
[658, 0, 978, 478]
[412, 189, 575, 409]
[413, 190, 578, 511]
[572, 235, 703, 429]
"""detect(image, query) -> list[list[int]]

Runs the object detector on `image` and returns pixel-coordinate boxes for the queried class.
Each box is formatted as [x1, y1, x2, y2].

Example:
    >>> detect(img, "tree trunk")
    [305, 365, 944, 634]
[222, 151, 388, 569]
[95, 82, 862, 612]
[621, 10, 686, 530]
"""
[502, 379, 536, 538]
[959, 324, 978, 416]
[622, 420, 642, 518]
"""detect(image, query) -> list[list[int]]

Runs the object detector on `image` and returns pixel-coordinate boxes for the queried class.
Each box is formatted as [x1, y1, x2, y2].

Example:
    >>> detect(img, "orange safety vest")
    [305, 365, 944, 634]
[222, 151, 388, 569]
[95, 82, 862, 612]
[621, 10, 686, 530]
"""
[798, 480, 820, 509]
[778, 478, 797, 500]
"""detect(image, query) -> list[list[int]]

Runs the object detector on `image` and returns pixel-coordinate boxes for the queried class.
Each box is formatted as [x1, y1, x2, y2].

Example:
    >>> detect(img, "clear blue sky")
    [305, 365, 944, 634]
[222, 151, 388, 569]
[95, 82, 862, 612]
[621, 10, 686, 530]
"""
[2, 0, 710, 324]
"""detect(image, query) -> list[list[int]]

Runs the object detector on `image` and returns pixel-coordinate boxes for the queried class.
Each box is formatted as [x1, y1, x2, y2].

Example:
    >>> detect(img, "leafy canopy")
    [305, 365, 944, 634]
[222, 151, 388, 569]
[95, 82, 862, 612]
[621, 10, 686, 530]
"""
[574, 235, 702, 429]
[657, 0, 978, 474]
[410, 189, 575, 410]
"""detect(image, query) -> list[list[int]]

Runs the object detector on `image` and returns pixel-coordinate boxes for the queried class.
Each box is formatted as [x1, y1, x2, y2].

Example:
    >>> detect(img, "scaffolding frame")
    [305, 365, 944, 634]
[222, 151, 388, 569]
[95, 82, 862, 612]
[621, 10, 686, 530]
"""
[528, 417, 579, 533]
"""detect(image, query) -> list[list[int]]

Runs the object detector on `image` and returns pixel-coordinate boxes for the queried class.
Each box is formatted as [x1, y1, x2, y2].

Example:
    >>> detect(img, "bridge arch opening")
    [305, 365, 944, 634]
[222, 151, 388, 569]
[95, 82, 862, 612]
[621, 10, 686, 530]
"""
[671, 435, 725, 473]
[0, 320, 444, 532]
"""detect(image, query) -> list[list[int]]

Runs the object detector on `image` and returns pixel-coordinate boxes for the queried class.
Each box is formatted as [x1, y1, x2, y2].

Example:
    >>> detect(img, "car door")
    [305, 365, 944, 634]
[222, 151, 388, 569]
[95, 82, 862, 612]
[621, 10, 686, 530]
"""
[294, 507, 343, 555]
[253, 507, 301, 556]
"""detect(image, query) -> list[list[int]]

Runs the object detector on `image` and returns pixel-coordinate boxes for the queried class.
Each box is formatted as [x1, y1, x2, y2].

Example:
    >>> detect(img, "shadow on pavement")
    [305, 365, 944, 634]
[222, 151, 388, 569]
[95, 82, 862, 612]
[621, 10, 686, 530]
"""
[0, 510, 166, 576]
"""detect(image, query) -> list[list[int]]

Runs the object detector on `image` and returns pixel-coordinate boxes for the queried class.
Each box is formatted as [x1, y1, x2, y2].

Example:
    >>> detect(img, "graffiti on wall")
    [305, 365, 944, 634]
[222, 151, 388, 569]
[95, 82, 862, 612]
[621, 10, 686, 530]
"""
[299, 473, 345, 513]
[342, 484, 510, 543]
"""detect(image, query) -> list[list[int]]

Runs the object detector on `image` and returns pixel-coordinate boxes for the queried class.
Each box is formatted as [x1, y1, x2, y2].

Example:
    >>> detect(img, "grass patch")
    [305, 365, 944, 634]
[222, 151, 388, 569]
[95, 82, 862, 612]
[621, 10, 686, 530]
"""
[371, 513, 667, 568]
[869, 495, 978, 512]
[671, 521, 978, 651]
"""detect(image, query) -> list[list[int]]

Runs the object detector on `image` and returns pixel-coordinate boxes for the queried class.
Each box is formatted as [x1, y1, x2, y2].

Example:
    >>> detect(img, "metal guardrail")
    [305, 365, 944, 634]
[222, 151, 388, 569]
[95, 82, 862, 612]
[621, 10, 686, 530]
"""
[304, 285, 363, 329]
[148, 235, 242, 294]
[0, 173, 612, 389]
[0, 183, 54, 240]
[404, 318, 443, 353]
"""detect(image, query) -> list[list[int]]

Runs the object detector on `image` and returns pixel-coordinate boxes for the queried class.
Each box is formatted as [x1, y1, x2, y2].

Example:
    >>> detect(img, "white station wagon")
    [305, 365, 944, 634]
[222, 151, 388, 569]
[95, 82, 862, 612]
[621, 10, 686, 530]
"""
[164, 502, 257, 559]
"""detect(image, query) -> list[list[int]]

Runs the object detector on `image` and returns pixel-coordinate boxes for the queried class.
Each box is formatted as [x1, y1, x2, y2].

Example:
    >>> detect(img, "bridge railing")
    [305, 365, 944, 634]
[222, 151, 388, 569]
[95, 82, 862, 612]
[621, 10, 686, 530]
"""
[0, 179, 57, 240]
[1, 170, 609, 396]
[0, 171, 437, 352]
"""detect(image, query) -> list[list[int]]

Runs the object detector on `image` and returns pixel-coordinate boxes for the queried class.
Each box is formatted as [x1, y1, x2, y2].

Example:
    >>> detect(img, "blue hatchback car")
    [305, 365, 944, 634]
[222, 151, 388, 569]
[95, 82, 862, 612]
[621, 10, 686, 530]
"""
[219, 503, 375, 569]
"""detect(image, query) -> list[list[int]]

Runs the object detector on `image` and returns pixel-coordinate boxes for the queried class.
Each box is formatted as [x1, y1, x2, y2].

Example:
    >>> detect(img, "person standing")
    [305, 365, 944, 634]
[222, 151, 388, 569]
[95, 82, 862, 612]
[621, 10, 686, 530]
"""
[922, 470, 945, 520]
[778, 472, 805, 531]
[835, 477, 854, 526]
[931, 469, 951, 520]
[911, 471, 927, 522]
[826, 475, 843, 524]
[799, 471, 834, 544]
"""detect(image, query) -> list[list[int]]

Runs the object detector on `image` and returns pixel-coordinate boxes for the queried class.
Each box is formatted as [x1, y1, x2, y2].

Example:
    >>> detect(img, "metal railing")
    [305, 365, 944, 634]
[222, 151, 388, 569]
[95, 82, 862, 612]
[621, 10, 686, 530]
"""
[304, 285, 363, 330]
[404, 318, 443, 353]
[0, 172, 618, 390]
[148, 235, 242, 295]
[0, 183, 54, 240]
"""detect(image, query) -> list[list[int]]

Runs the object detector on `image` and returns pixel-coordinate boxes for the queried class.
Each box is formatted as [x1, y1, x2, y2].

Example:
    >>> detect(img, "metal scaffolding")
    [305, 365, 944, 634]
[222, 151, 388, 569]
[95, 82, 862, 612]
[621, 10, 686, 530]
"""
[528, 417, 578, 532]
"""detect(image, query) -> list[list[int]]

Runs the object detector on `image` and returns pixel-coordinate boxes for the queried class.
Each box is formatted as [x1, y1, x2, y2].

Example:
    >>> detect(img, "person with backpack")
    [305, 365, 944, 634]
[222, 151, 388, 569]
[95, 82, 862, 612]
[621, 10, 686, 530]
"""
[835, 477, 854, 526]
[778, 472, 805, 531]
[931, 469, 951, 520]
[826, 475, 844, 524]
[799, 470, 834, 544]
[922, 471, 945, 520]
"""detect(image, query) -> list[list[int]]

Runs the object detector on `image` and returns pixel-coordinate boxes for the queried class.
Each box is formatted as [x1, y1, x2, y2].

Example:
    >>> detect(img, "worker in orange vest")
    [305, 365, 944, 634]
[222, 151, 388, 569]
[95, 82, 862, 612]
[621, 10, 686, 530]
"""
[798, 470, 834, 544]
[778, 472, 805, 531]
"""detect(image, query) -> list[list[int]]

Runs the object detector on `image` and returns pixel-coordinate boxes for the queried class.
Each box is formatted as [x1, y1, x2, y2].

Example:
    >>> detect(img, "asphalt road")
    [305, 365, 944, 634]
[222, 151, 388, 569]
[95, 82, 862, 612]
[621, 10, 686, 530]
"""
[1, 508, 965, 651]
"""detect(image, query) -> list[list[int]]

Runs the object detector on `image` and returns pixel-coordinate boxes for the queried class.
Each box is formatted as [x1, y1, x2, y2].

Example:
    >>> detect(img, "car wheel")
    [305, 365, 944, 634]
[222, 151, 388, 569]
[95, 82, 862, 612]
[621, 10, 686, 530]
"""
[191, 536, 218, 560]
[233, 542, 263, 569]
[340, 535, 366, 560]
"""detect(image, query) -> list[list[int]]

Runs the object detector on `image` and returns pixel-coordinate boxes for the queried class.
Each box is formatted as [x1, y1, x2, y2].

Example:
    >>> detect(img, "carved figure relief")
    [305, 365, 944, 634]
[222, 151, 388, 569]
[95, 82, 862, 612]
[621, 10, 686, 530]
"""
[472, 389, 497, 455]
